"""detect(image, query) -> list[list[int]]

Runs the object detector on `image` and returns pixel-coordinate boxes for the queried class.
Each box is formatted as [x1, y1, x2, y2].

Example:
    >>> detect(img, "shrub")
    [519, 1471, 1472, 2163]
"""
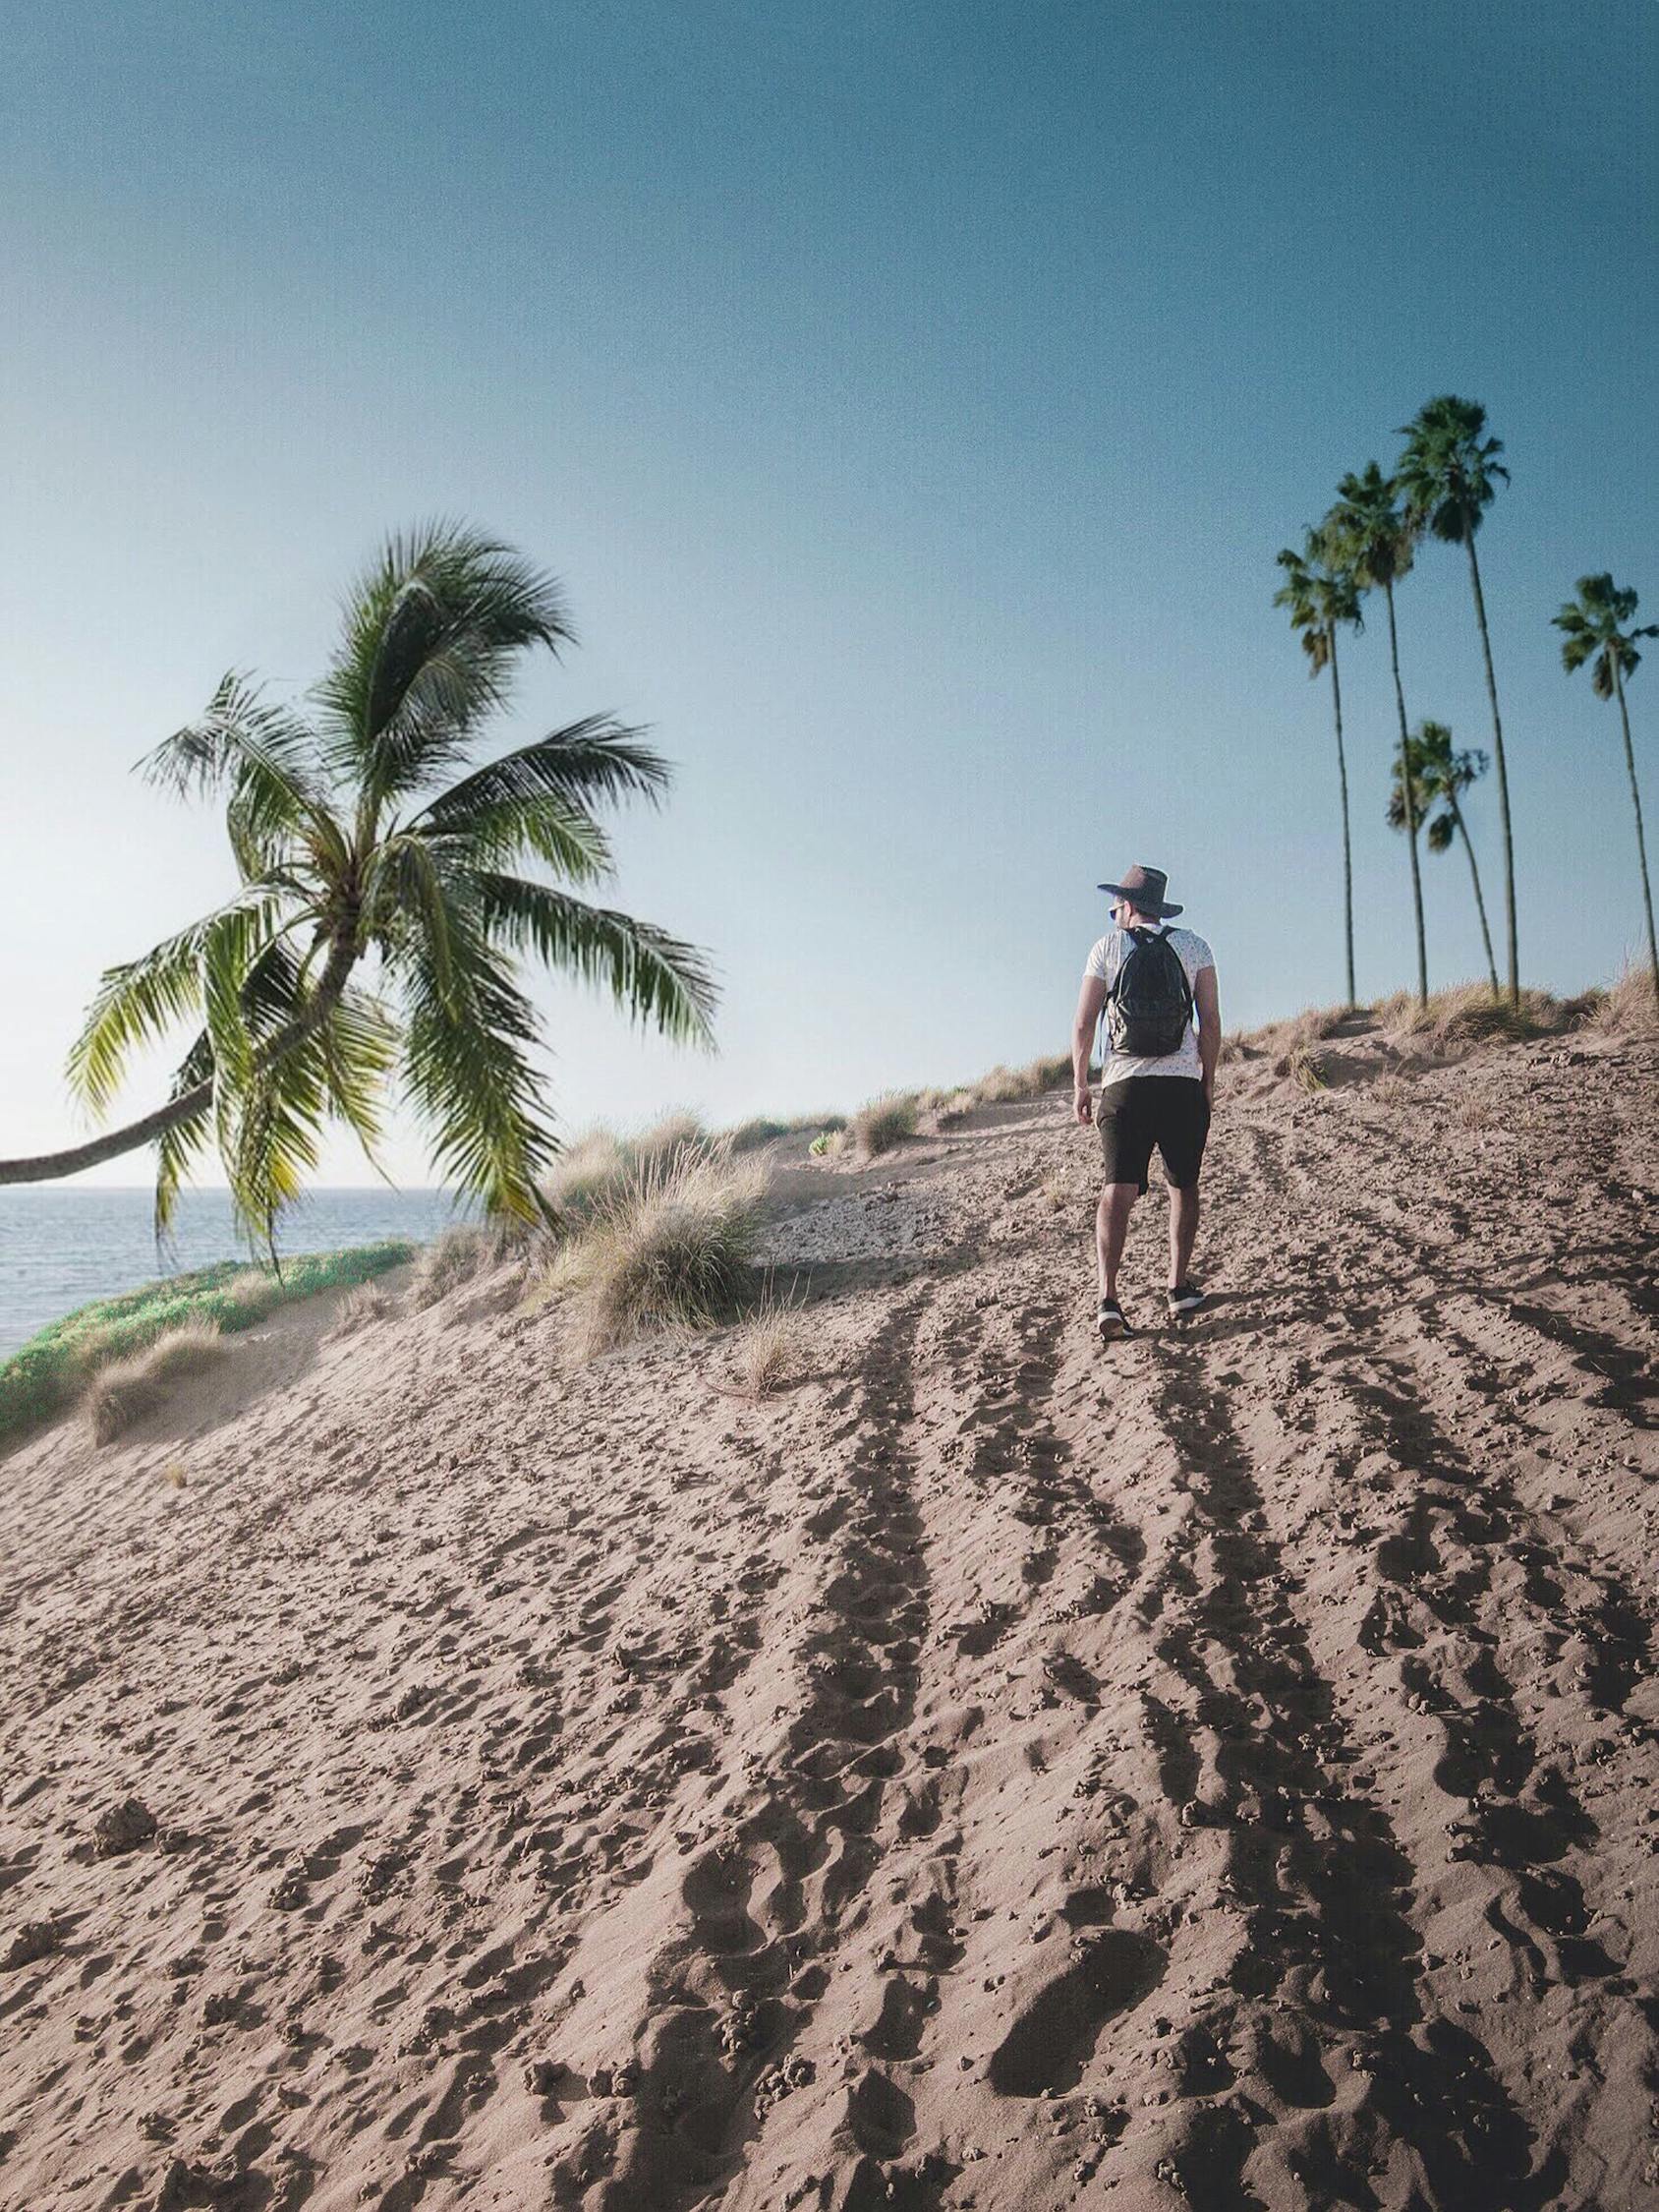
[554, 1141, 769, 1362]
[849, 1092, 918, 1158]
[85, 1320, 231, 1445]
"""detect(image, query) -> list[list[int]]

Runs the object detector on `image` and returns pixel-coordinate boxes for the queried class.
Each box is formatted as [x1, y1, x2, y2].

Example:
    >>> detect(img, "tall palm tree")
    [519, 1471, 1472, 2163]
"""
[1396, 395, 1519, 1007]
[1554, 572, 1659, 1013]
[0, 524, 718, 1238]
[1387, 721, 1499, 998]
[1325, 463, 1428, 1004]
[1275, 527, 1365, 1008]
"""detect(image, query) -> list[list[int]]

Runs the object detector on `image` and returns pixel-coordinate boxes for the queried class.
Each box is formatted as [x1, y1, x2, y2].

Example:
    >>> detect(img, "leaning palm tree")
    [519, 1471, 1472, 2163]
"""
[1275, 527, 1365, 1007]
[0, 524, 718, 1238]
[1387, 721, 1499, 998]
[1554, 572, 1659, 1013]
[1396, 396, 1519, 1007]
[1325, 463, 1428, 1004]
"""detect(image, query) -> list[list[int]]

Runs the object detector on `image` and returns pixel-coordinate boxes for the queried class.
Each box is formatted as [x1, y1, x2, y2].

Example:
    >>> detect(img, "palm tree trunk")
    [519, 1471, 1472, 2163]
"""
[1447, 790, 1500, 998]
[1385, 582, 1429, 1005]
[1611, 658, 1659, 1014]
[0, 943, 358, 1186]
[1464, 535, 1518, 1007]
[1328, 633, 1356, 1008]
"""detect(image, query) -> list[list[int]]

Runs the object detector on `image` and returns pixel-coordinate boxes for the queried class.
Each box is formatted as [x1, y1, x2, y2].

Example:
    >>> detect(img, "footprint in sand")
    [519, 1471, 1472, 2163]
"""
[986, 1929, 1167, 2099]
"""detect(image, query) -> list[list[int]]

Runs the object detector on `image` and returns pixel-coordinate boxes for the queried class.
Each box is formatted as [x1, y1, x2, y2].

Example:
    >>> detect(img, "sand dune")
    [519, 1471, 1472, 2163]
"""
[2, 1023, 1656, 2211]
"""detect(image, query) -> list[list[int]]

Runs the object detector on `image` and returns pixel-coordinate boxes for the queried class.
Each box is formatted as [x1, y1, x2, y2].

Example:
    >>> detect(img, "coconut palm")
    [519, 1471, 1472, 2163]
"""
[1324, 463, 1428, 1004]
[1275, 528, 1365, 1007]
[1387, 722, 1499, 998]
[1396, 395, 1519, 1007]
[1554, 573, 1659, 1012]
[0, 524, 718, 1237]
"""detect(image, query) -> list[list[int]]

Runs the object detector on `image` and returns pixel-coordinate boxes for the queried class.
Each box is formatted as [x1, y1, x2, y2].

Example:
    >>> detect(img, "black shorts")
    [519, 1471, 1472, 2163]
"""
[1096, 1077, 1211, 1193]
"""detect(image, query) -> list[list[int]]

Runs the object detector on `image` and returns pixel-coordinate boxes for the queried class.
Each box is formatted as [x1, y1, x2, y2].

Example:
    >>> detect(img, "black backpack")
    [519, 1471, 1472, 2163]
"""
[1105, 927, 1194, 1058]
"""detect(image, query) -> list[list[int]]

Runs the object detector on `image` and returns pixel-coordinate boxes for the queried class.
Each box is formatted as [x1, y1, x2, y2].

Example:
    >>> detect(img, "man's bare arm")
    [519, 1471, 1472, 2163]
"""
[1194, 965, 1221, 1102]
[1072, 974, 1107, 1124]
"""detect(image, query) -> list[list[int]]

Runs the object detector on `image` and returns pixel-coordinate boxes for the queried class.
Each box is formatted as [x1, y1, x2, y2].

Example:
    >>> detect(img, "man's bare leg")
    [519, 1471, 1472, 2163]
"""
[1169, 1182, 1200, 1290]
[1097, 1183, 1138, 1300]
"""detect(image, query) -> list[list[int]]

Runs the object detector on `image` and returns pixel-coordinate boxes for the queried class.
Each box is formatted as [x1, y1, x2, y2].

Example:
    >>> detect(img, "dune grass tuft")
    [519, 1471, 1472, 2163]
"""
[727, 1285, 811, 1397]
[549, 1140, 770, 1363]
[1577, 960, 1659, 1036]
[1370, 981, 1588, 1051]
[848, 1092, 919, 1158]
[0, 1242, 415, 1452]
[1287, 1043, 1330, 1094]
[328, 1279, 399, 1337]
[85, 1319, 232, 1445]
[541, 1112, 715, 1226]
[726, 1111, 845, 1154]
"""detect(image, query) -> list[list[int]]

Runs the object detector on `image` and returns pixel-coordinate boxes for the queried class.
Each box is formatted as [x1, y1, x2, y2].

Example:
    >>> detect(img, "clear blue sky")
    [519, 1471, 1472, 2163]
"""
[2, 0, 1653, 1184]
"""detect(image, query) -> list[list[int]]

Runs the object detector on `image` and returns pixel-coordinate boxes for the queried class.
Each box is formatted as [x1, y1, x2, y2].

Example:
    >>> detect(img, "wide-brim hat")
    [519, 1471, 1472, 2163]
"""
[1097, 863, 1182, 918]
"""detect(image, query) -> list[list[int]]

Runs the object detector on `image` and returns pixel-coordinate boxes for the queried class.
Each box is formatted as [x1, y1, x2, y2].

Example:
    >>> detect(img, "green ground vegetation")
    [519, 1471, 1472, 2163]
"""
[0, 1241, 414, 1449]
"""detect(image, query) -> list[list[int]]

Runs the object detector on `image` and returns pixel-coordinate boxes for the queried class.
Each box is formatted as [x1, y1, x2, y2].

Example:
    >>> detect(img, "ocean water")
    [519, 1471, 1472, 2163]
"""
[0, 1187, 465, 1358]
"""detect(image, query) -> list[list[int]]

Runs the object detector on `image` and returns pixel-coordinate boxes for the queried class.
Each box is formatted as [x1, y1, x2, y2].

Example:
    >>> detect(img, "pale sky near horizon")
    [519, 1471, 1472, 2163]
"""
[2, 0, 1654, 1188]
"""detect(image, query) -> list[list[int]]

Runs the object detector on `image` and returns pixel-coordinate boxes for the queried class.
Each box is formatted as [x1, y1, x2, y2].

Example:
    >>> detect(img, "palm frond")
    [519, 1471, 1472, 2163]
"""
[318, 987, 400, 1169]
[140, 672, 339, 881]
[475, 872, 719, 1049]
[1555, 573, 1655, 690]
[315, 522, 577, 808]
[1326, 465, 1414, 591]
[396, 916, 555, 1221]
[227, 1033, 329, 1252]
[153, 1030, 216, 1242]
[416, 716, 669, 862]
[1396, 394, 1508, 544]
[67, 886, 282, 1116]
[363, 835, 459, 1001]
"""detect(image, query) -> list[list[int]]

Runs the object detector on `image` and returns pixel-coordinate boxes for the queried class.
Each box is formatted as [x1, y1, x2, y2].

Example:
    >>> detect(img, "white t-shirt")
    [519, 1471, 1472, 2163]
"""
[1084, 924, 1215, 1083]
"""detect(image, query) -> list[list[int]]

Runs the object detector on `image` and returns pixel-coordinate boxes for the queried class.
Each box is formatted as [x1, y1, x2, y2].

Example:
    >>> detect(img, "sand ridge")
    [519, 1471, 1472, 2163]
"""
[1, 1031, 1656, 2211]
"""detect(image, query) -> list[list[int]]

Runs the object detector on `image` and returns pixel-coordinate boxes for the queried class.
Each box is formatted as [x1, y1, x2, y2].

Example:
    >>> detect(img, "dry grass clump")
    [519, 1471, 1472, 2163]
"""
[408, 1219, 534, 1309]
[85, 1320, 230, 1444]
[1369, 1070, 1415, 1107]
[329, 1280, 398, 1337]
[552, 1142, 769, 1363]
[918, 1086, 977, 1133]
[849, 1092, 919, 1158]
[727, 1288, 810, 1397]
[1040, 1169, 1070, 1211]
[1259, 1002, 1351, 1070]
[409, 1225, 492, 1308]
[543, 1113, 714, 1222]
[727, 1112, 845, 1153]
[1373, 981, 1576, 1051]
[221, 1269, 283, 1321]
[971, 1054, 1070, 1107]
[1287, 1043, 1330, 1094]
[1577, 961, 1659, 1036]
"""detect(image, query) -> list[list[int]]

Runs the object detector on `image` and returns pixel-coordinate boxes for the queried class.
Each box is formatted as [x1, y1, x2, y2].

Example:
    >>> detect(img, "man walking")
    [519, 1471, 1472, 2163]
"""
[1071, 865, 1220, 1341]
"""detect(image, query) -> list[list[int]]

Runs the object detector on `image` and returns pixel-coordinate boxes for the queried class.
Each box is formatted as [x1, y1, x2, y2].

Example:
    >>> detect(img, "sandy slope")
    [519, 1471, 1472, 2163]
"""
[2, 1026, 1656, 2212]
